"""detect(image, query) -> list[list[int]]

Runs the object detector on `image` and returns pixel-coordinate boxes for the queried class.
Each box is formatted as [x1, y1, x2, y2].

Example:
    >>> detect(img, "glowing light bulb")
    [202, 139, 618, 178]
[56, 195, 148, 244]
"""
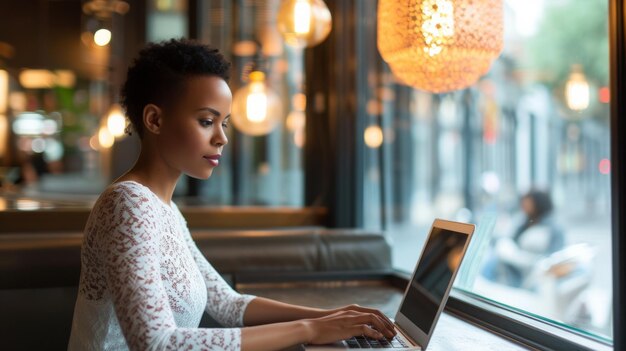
[106, 104, 126, 137]
[278, 0, 332, 48]
[565, 65, 590, 111]
[98, 126, 114, 148]
[246, 83, 268, 123]
[364, 125, 383, 148]
[294, 0, 312, 34]
[232, 71, 283, 136]
[94, 29, 111, 46]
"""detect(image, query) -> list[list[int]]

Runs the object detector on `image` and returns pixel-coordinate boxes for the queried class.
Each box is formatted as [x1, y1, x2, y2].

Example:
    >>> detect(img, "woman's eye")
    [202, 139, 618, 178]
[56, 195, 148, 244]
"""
[221, 122, 229, 129]
[199, 119, 213, 127]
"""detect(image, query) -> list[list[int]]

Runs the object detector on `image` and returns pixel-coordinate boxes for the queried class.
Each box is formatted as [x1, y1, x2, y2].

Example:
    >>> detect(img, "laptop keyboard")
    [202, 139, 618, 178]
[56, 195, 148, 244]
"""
[345, 335, 409, 348]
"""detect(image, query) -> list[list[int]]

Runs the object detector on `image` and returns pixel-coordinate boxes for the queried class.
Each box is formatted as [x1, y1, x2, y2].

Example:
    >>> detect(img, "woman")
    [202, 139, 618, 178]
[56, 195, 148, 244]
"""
[67, 39, 396, 351]
[482, 190, 565, 288]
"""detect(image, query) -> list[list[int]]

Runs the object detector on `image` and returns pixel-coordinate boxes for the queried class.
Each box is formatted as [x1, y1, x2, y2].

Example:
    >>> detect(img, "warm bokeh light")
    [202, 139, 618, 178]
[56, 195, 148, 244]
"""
[246, 89, 268, 123]
[232, 71, 283, 136]
[292, 93, 307, 111]
[89, 135, 100, 150]
[54, 70, 76, 88]
[277, 0, 332, 48]
[0, 114, 7, 157]
[106, 104, 126, 137]
[94, 28, 112, 46]
[0, 69, 8, 113]
[364, 125, 384, 148]
[294, 0, 312, 34]
[294, 128, 305, 148]
[286, 110, 306, 131]
[98, 126, 114, 148]
[565, 65, 590, 111]
[9, 92, 26, 112]
[19, 69, 55, 89]
[233, 40, 258, 56]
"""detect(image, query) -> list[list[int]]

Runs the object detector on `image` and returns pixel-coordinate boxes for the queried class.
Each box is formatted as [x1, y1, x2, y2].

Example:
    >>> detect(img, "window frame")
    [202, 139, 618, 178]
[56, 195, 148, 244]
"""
[608, 0, 625, 350]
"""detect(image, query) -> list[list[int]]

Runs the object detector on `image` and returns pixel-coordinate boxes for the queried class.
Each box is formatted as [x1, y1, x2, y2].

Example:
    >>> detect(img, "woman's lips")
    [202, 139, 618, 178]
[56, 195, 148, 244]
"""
[203, 154, 221, 166]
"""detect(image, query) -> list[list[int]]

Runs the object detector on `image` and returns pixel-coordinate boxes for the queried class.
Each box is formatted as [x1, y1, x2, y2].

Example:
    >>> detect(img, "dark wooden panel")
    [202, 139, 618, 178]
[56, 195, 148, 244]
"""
[182, 207, 328, 229]
[0, 206, 328, 232]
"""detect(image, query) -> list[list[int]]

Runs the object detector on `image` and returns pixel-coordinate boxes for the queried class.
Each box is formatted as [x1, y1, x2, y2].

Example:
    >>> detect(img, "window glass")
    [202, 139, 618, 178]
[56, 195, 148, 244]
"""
[198, 0, 304, 206]
[372, 0, 612, 341]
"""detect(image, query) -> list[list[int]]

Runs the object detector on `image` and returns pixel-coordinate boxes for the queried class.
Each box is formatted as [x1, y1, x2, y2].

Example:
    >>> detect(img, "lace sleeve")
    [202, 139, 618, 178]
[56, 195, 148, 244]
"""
[178, 218, 256, 327]
[101, 188, 243, 351]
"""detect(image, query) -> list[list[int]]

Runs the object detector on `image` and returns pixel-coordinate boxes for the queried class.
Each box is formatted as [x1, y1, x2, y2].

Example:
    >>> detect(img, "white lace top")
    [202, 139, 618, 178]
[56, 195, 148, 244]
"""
[68, 181, 255, 351]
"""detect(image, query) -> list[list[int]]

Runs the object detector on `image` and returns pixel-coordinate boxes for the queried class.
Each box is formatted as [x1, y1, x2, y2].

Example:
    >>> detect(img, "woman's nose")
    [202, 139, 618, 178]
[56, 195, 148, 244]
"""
[212, 126, 228, 147]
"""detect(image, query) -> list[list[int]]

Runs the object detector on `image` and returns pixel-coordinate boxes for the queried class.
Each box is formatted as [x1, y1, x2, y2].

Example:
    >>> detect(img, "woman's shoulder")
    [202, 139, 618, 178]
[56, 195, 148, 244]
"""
[91, 181, 157, 216]
[86, 181, 165, 236]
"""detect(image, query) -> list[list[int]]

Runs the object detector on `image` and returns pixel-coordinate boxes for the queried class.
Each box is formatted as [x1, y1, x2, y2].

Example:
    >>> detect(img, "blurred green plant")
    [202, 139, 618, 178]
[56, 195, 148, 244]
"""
[524, 0, 609, 87]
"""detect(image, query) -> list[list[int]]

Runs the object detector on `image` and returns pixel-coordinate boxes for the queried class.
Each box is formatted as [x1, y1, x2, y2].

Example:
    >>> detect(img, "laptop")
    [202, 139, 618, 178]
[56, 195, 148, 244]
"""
[306, 219, 475, 350]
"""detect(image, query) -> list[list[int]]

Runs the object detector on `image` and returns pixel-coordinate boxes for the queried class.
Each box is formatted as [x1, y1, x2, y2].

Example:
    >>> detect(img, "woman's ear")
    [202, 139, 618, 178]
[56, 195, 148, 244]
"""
[143, 104, 163, 135]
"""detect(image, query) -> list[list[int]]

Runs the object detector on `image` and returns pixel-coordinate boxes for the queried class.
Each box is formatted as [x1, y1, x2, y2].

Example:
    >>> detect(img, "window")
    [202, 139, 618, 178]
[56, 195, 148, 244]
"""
[196, 0, 305, 206]
[359, 0, 612, 343]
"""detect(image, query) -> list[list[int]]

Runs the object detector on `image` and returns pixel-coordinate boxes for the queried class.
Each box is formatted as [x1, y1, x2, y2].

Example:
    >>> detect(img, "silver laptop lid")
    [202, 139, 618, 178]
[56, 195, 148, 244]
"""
[394, 219, 475, 350]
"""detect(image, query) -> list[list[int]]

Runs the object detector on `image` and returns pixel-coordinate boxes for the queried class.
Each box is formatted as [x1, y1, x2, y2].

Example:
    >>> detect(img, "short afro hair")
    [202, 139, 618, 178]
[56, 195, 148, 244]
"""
[120, 38, 231, 138]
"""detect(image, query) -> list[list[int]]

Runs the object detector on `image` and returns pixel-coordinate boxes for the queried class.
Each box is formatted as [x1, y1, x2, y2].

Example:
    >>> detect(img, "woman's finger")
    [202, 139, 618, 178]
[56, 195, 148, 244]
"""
[351, 305, 395, 332]
[355, 324, 384, 340]
[349, 313, 394, 338]
[372, 314, 396, 338]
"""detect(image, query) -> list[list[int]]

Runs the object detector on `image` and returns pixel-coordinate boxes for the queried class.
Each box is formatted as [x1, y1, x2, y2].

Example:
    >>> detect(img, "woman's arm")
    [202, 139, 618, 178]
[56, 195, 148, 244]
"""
[243, 297, 396, 332]
[241, 310, 395, 351]
[242, 297, 326, 325]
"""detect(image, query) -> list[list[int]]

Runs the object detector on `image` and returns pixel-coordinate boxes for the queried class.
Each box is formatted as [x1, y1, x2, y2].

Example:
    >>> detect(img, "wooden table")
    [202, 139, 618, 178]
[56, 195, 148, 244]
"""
[237, 274, 529, 350]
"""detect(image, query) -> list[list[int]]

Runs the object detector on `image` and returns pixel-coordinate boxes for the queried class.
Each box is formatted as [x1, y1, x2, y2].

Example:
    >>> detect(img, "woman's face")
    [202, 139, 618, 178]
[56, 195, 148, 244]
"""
[157, 75, 232, 179]
[521, 196, 535, 217]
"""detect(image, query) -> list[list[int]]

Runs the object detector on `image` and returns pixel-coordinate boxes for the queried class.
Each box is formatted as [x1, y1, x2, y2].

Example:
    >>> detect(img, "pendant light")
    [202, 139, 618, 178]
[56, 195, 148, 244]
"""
[232, 71, 283, 136]
[277, 0, 332, 48]
[377, 0, 504, 93]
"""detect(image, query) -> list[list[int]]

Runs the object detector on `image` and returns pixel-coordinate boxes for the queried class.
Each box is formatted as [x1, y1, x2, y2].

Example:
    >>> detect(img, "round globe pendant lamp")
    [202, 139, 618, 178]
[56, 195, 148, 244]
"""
[232, 71, 283, 136]
[377, 0, 504, 93]
[277, 0, 332, 48]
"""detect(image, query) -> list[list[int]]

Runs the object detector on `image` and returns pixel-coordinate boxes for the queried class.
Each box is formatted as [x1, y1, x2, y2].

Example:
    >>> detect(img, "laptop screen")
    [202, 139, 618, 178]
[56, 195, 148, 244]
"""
[398, 226, 470, 335]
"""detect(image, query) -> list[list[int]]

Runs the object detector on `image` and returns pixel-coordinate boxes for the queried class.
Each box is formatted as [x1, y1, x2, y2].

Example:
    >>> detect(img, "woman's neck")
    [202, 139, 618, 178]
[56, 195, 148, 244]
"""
[116, 141, 181, 205]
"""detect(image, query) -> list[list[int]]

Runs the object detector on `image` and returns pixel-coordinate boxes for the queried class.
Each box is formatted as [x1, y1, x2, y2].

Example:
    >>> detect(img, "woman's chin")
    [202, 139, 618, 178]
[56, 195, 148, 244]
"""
[186, 169, 214, 180]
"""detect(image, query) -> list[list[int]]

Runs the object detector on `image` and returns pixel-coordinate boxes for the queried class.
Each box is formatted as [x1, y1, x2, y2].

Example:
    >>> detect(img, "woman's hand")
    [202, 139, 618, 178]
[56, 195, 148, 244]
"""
[330, 304, 396, 333]
[302, 308, 396, 345]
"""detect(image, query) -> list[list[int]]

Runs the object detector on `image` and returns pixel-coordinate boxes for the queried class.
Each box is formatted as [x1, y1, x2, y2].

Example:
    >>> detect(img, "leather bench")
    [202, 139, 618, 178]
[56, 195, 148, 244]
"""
[0, 228, 391, 289]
